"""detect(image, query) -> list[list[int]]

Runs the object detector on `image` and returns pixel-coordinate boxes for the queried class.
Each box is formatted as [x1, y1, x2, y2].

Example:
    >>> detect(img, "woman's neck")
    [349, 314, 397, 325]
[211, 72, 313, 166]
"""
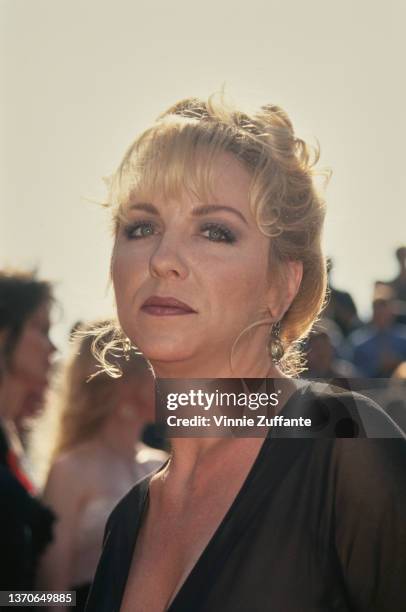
[153, 377, 299, 490]
[151, 342, 278, 379]
[149, 342, 291, 482]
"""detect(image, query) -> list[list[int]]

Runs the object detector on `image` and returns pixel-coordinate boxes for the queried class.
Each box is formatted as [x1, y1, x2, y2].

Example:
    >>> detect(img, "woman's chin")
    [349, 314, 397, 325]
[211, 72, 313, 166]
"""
[133, 337, 197, 368]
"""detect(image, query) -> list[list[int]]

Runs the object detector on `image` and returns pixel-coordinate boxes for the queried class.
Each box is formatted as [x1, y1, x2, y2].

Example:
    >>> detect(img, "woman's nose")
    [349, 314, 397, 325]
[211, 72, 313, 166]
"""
[149, 234, 189, 280]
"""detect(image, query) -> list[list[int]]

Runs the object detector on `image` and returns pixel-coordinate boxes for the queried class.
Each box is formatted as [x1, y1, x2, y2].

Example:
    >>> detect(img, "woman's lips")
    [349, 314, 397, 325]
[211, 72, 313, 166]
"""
[141, 296, 197, 316]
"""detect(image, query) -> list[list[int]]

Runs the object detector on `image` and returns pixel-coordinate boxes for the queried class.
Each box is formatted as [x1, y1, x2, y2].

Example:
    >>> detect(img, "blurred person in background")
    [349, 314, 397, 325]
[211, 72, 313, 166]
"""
[303, 318, 358, 379]
[0, 270, 56, 488]
[349, 285, 406, 377]
[375, 246, 406, 325]
[37, 321, 165, 611]
[387, 246, 406, 302]
[323, 258, 361, 337]
[0, 270, 56, 592]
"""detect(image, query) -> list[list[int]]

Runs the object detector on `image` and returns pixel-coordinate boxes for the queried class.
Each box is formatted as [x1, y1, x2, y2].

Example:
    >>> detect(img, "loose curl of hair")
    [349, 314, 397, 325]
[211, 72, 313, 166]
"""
[97, 94, 329, 376]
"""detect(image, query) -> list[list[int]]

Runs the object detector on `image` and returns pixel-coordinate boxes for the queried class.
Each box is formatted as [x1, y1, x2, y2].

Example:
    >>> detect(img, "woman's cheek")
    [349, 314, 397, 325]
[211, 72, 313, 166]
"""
[112, 247, 135, 296]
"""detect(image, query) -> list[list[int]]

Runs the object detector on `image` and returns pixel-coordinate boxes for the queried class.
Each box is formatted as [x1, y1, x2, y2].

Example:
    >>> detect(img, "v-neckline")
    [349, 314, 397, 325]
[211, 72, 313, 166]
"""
[117, 381, 310, 612]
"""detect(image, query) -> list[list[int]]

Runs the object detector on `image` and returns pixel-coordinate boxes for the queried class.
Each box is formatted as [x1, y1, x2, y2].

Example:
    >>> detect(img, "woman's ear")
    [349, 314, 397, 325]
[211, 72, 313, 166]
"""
[267, 260, 303, 321]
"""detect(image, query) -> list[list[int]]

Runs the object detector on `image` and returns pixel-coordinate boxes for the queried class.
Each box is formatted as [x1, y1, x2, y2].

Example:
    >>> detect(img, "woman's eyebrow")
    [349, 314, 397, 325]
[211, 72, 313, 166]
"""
[129, 202, 159, 215]
[128, 202, 248, 225]
[192, 204, 248, 225]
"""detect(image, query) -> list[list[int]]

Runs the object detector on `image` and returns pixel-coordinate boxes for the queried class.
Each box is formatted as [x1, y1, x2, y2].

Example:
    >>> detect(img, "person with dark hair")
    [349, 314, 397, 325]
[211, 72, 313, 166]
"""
[350, 285, 406, 378]
[389, 246, 406, 302]
[0, 270, 54, 371]
[323, 258, 361, 336]
[374, 247, 406, 326]
[303, 318, 358, 379]
[0, 269, 56, 592]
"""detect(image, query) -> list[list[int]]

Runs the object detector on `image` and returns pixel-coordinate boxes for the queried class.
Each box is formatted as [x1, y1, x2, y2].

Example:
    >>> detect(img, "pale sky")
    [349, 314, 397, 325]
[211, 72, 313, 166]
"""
[1, 0, 405, 353]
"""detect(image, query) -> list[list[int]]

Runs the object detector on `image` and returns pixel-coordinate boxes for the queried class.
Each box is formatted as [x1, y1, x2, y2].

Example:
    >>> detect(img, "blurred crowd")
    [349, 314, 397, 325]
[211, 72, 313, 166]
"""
[0, 271, 166, 610]
[0, 247, 405, 609]
[303, 248, 406, 432]
[305, 248, 406, 379]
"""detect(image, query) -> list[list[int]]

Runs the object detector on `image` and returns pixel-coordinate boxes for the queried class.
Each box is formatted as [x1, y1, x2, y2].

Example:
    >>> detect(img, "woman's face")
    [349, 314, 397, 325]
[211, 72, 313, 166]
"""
[11, 301, 55, 387]
[112, 152, 294, 374]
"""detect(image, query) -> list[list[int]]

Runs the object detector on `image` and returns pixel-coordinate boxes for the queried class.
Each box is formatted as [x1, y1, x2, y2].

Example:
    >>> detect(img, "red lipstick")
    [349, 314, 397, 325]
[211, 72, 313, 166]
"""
[141, 296, 197, 316]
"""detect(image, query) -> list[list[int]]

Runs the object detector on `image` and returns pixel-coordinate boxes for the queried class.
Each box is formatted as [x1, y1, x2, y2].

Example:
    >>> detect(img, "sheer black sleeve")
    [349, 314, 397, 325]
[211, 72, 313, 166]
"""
[333, 436, 406, 611]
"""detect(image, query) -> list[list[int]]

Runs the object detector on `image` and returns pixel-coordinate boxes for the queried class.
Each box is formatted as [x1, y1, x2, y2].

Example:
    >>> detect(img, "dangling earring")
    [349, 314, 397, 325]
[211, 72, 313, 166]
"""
[123, 337, 132, 361]
[269, 320, 284, 363]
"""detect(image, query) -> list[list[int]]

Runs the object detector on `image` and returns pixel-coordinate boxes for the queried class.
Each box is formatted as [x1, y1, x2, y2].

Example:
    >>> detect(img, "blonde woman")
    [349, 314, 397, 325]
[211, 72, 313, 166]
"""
[86, 97, 406, 611]
[37, 323, 165, 610]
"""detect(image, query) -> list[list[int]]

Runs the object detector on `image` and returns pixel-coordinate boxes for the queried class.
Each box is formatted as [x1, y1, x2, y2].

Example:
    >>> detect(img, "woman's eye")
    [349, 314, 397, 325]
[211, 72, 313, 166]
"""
[201, 223, 236, 244]
[124, 221, 156, 239]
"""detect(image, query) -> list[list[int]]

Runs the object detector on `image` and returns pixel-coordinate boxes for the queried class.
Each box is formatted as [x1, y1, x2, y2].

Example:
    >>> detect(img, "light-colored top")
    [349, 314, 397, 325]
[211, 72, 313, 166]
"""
[37, 440, 167, 597]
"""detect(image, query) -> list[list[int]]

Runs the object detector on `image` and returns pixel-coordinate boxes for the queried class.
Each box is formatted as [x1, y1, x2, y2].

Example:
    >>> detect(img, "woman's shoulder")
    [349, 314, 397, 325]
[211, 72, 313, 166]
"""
[290, 382, 406, 498]
[289, 380, 406, 439]
[47, 440, 119, 488]
[48, 442, 98, 476]
[271, 381, 406, 495]
[45, 447, 91, 495]
[296, 386, 406, 610]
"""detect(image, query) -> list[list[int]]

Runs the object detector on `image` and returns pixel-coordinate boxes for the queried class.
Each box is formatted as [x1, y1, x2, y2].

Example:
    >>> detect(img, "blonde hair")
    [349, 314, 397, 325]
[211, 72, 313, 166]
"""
[101, 95, 328, 375]
[52, 321, 151, 458]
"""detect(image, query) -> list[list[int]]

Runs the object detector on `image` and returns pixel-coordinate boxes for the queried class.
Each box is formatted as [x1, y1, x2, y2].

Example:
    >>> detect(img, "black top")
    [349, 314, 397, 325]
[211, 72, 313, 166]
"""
[0, 425, 55, 592]
[86, 385, 406, 612]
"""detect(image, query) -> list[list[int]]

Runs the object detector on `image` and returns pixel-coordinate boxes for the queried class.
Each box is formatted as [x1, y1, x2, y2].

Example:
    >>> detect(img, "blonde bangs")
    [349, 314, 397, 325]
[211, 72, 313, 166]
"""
[109, 115, 242, 221]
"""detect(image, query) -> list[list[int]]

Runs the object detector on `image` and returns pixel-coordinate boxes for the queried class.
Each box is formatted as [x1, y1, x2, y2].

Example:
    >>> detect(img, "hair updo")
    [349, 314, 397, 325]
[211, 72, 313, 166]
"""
[100, 94, 328, 375]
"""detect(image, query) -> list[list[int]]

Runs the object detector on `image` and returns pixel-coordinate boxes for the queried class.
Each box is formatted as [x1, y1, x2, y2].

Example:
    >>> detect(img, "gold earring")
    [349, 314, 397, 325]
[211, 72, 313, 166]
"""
[269, 321, 284, 363]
